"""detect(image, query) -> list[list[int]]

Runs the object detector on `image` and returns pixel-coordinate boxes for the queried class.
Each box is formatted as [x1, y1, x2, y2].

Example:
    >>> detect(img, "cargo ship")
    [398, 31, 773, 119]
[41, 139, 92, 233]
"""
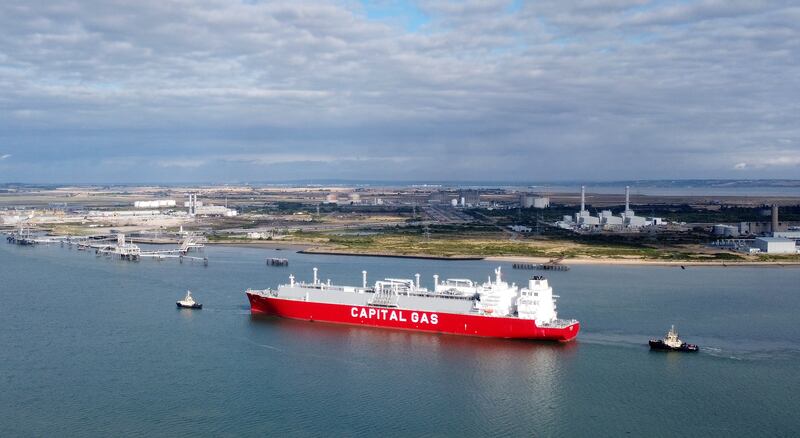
[246, 267, 579, 342]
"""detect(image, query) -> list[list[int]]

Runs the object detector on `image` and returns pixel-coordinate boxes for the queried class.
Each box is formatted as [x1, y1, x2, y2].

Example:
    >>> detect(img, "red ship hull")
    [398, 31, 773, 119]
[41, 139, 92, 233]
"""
[247, 293, 579, 342]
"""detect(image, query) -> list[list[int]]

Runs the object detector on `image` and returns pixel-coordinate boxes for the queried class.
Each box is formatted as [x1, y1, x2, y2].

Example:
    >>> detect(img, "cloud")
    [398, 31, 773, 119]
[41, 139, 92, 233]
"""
[761, 156, 800, 167]
[0, 154, 11, 160]
[0, 0, 798, 182]
[734, 162, 747, 170]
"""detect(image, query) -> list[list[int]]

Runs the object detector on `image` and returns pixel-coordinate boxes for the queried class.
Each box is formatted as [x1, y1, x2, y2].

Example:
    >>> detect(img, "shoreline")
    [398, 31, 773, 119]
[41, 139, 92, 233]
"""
[214, 242, 800, 266]
[485, 256, 800, 267]
[209, 241, 314, 250]
[298, 248, 483, 261]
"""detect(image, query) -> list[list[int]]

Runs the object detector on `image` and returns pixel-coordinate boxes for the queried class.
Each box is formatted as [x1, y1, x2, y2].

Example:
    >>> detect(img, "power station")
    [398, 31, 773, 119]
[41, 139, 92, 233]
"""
[560, 185, 650, 231]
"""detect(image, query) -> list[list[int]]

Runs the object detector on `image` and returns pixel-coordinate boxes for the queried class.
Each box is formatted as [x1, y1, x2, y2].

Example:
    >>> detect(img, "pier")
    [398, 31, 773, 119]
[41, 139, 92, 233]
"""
[513, 257, 570, 271]
[5, 227, 38, 245]
[512, 263, 570, 271]
[35, 233, 211, 266]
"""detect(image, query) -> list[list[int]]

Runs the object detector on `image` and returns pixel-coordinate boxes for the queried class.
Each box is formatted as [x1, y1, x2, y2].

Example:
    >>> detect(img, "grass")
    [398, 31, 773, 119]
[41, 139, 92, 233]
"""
[286, 231, 753, 261]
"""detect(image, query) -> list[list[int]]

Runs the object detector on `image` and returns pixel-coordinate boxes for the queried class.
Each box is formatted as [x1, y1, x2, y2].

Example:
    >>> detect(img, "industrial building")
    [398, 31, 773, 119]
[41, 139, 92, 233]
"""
[712, 224, 739, 237]
[458, 190, 481, 207]
[508, 225, 532, 233]
[427, 191, 453, 205]
[740, 205, 795, 235]
[599, 210, 623, 226]
[753, 237, 797, 254]
[773, 231, 800, 239]
[134, 199, 176, 208]
[620, 186, 648, 227]
[88, 210, 163, 217]
[186, 194, 237, 217]
[519, 194, 550, 209]
[566, 186, 645, 230]
[573, 186, 599, 226]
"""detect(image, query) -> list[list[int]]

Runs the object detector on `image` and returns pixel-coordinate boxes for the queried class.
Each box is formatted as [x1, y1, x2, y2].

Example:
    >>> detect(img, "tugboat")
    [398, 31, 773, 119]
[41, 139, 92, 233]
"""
[176, 290, 202, 309]
[649, 325, 698, 352]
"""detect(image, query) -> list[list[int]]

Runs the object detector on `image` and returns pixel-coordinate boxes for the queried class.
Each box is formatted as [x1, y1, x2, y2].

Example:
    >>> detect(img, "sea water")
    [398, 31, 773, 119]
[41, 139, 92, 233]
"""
[1, 243, 798, 436]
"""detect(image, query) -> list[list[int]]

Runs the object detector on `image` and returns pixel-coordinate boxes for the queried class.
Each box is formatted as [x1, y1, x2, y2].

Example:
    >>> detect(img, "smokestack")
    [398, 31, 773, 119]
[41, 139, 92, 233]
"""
[433, 274, 439, 286]
[189, 193, 196, 216]
[625, 186, 630, 212]
[415, 273, 421, 289]
[362, 270, 367, 288]
[580, 186, 586, 212]
[772, 204, 779, 234]
[313, 267, 318, 285]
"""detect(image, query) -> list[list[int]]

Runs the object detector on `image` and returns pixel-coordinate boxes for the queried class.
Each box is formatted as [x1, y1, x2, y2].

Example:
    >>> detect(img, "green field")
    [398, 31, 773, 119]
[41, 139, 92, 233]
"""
[283, 230, 781, 262]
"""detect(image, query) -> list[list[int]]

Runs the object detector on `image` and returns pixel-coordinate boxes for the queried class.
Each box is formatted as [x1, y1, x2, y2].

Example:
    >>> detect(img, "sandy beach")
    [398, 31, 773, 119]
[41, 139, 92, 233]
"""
[212, 241, 800, 266]
[486, 256, 800, 267]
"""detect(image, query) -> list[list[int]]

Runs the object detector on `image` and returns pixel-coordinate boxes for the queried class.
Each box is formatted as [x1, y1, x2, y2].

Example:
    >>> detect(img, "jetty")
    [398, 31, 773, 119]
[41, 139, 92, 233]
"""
[513, 257, 570, 271]
[61, 233, 210, 266]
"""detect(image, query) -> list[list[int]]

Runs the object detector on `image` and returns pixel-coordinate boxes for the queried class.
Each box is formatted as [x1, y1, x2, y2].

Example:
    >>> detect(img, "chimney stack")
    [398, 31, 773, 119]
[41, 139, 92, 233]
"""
[772, 204, 779, 234]
[580, 186, 586, 212]
[625, 186, 630, 212]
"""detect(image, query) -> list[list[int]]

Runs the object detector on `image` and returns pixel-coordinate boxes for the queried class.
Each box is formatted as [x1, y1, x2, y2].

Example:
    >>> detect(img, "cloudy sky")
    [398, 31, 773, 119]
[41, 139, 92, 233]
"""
[0, 0, 798, 183]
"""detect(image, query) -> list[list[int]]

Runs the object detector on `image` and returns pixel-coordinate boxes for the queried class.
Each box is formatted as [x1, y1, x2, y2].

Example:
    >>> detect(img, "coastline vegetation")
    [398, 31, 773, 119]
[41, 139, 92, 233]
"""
[282, 230, 768, 262]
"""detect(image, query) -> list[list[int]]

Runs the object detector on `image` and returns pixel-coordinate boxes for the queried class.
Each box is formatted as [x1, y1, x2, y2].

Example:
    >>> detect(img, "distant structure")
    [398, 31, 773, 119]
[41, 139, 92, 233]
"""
[753, 237, 797, 254]
[621, 186, 647, 228]
[186, 194, 198, 216]
[520, 194, 549, 209]
[574, 186, 598, 226]
[427, 191, 452, 205]
[186, 194, 237, 217]
[508, 225, 532, 233]
[600, 210, 622, 226]
[739, 204, 791, 235]
[713, 224, 739, 237]
[134, 199, 176, 208]
[772, 204, 779, 234]
[561, 185, 650, 231]
[459, 190, 481, 207]
[624, 185, 632, 216]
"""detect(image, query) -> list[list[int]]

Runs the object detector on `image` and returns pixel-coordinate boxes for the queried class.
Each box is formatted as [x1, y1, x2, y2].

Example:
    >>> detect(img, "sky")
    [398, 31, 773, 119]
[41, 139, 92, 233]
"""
[0, 0, 798, 183]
